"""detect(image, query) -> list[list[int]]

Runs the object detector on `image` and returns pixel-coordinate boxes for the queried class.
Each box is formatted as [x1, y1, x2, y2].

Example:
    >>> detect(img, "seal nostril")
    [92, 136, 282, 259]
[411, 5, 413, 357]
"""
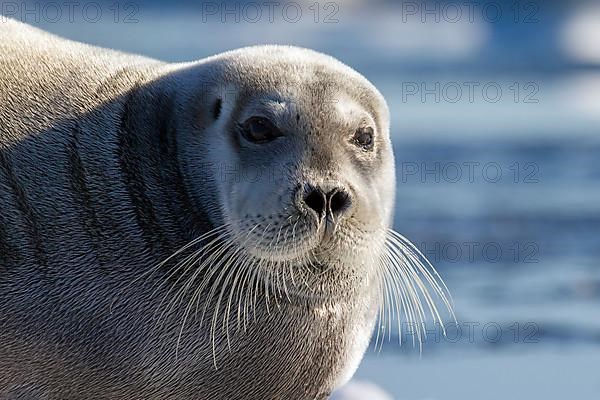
[303, 188, 326, 216]
[329, 190, 352, 216]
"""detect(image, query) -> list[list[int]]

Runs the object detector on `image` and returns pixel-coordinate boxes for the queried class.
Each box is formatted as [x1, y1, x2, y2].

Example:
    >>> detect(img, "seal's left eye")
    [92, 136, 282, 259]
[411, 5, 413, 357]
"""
[353, 126, 374, 150]
[240, 117, 281, 144]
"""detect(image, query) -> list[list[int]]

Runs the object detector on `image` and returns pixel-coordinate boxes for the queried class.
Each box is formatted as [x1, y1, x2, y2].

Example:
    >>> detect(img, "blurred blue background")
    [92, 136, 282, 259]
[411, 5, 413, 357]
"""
[6, 0, 600, 398]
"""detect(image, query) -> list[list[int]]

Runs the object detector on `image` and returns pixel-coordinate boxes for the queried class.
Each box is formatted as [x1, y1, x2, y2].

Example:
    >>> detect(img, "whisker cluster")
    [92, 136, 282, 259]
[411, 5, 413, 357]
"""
[144, 217, 316, 368]
[132, 217, 454, 366]
[374, 228, 456, 352]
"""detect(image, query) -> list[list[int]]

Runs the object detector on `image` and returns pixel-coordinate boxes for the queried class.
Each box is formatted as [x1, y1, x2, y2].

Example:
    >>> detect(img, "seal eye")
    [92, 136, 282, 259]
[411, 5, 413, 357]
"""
[240, 117, 281, 144]
[353, 126, 374, 150]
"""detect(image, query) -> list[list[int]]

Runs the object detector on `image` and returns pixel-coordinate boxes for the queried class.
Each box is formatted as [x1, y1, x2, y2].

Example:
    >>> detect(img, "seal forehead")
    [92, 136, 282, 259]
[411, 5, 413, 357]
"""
[213, 46, 388, 120]
[332, 96, 367, 118]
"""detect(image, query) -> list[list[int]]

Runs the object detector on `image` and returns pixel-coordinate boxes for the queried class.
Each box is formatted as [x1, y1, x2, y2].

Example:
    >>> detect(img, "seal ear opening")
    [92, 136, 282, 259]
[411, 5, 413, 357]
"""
[212, 98, 222, 120]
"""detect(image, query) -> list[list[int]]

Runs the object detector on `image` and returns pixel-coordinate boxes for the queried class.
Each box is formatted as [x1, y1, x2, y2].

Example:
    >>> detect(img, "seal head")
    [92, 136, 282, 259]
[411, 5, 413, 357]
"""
[175, 46, 395, 303]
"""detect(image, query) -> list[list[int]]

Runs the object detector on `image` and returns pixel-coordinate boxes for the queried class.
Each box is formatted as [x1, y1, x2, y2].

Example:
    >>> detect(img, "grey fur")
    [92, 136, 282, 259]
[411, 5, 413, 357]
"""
[0, 19, 396, 400]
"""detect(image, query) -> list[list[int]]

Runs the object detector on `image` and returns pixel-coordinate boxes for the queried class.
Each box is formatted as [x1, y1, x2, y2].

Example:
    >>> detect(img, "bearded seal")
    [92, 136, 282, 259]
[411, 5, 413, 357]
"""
[0, 18, 452, 399]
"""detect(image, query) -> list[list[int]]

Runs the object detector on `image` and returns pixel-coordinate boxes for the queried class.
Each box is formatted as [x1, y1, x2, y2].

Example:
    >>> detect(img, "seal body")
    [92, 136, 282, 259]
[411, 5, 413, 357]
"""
[0, 19, 395, 399]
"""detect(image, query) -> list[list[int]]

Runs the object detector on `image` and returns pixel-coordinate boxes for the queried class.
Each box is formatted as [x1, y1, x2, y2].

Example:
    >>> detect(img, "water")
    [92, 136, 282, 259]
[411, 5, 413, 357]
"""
[13, 2, 600, 397]
[354, 137, 600, 398]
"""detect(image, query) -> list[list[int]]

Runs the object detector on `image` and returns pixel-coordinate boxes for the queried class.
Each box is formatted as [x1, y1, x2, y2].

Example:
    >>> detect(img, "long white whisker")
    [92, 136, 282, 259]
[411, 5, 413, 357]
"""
[374, 227, 455, 351]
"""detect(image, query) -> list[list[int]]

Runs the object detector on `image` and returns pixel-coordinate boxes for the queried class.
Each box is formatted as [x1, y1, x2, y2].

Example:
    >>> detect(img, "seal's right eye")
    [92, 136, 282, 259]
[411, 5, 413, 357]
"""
[239, 117, 281, 144]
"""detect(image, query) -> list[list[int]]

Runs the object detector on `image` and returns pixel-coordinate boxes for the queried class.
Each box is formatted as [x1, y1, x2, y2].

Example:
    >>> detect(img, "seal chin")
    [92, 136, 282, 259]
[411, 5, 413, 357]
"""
[232, 215, 381, 302]
[233, 216, 347, 265]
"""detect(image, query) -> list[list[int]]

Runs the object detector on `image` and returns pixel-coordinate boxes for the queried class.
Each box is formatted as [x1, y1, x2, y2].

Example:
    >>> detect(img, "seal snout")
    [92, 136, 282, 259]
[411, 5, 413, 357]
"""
[299, 183, 353, 236]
